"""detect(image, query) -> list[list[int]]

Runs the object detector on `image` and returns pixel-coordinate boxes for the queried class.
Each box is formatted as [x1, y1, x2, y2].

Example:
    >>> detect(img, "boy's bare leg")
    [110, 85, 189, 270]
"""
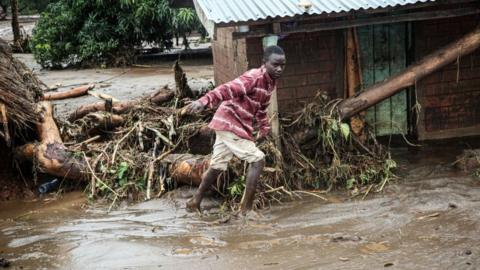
[240, 159, 265, 215]
[186, 167, 223, 212]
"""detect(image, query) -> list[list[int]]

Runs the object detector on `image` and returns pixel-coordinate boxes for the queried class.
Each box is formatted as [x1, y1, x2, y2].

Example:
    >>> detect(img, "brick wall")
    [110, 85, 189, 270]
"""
[212, 27, 248, 85]
[246, 31, 340, 112]
[415, 15, 480, 140]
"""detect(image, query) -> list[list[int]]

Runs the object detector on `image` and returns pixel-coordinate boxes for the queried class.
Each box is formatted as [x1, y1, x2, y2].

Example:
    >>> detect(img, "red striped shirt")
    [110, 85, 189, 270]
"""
[198, 66, 276, 141]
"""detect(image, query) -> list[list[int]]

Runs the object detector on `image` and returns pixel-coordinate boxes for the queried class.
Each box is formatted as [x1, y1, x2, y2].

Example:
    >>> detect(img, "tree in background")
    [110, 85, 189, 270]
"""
[0, 1, 7, 20]
[30, 0, 175, 68]
[31, 1, 207, 68]
[10, 0, 21, 50]
[172, 8, 204, 49]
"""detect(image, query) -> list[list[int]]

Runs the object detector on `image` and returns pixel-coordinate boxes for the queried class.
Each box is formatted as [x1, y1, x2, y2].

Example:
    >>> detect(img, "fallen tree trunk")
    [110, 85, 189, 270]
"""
[338, 24, 480, 120]
[149, 86, 175, 104]
[69, 87, 175, 122]
[163, 154, 211, 186]
[42, 84, 95, 101]
[69, 100, 138, 122]
[15, 101, 87, 180]
[85, 113, 125, 134]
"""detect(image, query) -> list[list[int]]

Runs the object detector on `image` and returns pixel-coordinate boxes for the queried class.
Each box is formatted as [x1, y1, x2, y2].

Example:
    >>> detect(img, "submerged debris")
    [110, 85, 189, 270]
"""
[454, 149, 480, 173]
[0, 257, 10, 268]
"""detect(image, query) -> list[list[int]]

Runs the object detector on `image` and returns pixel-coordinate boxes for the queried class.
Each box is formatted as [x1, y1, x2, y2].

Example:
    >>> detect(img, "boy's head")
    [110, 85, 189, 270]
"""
[263, 45, 286, 80]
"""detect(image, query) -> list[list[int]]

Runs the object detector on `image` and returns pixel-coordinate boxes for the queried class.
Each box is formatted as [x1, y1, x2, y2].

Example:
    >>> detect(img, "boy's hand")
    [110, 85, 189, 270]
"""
[183, 100, 205, 115]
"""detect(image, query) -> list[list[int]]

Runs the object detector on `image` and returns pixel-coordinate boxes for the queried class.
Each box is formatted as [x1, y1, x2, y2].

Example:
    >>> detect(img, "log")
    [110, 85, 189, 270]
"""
[15, 101, 87, 181]
[338, 24, 480, 120]
[69, 100, 138, 122]
[68, 87, 174, 122]
[150, 86, 174, 104]
[85, 113, 125, 134]
[0, 103, 10, 147]
[163, 154, 211, 186]
[42, 84, 95, 101]
[17, 142, 87, 180]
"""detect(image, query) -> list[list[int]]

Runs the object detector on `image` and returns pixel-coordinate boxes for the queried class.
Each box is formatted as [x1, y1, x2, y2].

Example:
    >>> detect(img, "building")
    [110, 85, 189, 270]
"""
[177, 0, 480, 140]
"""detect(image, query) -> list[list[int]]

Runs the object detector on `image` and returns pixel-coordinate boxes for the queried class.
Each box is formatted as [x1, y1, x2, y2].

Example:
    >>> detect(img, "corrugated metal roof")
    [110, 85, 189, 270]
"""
[194, 0, 436, 24]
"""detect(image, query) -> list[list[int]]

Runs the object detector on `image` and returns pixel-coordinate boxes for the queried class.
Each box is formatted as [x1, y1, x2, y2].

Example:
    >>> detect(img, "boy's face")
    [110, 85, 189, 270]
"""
[264, 53, 286, 80]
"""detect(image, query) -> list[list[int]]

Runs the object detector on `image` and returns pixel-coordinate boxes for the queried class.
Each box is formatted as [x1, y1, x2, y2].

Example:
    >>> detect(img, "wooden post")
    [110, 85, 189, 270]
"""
[262, 36, 281, 151]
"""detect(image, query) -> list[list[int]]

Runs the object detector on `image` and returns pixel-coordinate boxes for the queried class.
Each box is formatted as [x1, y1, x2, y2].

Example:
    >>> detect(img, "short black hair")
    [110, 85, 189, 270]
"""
[263, 45, 285, 61]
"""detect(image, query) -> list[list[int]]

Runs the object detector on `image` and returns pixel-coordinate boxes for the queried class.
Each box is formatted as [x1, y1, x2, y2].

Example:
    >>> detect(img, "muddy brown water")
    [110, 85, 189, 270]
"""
[1, 145, 479, 269]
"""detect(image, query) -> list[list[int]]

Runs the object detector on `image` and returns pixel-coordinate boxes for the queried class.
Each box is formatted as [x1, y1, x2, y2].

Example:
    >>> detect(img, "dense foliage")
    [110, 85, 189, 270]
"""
[173, 8, 206, 48]
[30, 0, 206, 68]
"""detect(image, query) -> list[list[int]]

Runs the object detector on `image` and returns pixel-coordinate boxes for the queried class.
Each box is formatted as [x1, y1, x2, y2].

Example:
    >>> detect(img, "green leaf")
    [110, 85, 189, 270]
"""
[340, 123, 350, 140]
[330, 120, 339, 131]
[117, 161, 129, 181]
[385, 159, 397, 170]
[346, 178, 355, 189]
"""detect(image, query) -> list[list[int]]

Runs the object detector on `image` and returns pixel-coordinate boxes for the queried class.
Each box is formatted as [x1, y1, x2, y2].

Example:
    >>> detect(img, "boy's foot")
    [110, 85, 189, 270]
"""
[241, 210, 267, 222]
[186, 197, 201, 212]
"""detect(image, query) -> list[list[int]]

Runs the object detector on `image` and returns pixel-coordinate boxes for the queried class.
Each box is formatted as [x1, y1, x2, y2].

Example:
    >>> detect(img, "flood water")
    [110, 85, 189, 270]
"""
[1, 145, 479, 270]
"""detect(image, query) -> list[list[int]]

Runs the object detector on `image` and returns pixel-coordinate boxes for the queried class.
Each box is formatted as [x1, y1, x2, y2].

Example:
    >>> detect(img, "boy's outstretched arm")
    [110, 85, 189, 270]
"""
[183, 72, 257, 114]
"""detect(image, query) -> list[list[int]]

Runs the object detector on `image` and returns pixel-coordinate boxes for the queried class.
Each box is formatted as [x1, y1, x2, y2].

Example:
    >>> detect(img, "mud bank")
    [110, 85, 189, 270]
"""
[0, 145, 479, 270]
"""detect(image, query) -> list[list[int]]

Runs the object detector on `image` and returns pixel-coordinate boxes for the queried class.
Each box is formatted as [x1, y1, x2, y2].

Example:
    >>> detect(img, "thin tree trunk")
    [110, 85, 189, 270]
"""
[69, 87, 175, 122]
[0, 4, 7, 20]
[10, 0, 21, 49]
[69, 100, 139, 122]
[338, 24, 480, 120]
[42, 84, 94, 101]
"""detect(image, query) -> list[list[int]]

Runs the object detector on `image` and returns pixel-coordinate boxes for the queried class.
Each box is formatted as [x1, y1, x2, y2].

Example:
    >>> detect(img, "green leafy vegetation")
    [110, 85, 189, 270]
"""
[172, 8, 206, 48]
[228, 175, 246, 199]
[30, 0, 205, 68]
[278, 93, 397, 195]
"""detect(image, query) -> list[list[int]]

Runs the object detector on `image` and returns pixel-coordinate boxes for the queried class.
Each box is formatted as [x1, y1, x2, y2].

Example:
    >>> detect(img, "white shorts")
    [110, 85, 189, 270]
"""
[209, 130, 265, 171]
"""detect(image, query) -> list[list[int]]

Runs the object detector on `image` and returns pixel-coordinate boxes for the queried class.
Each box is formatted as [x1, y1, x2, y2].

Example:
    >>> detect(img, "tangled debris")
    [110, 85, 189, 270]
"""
[277, 93, 396, 198]
[0, 38, 43, 135]
[0, 37, 396, 209]
[60, 86, 396, 209]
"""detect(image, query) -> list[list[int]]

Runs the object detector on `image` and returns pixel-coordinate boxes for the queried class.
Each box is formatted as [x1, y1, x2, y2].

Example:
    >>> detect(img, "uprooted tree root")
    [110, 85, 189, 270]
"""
[60, 90, 396, 210]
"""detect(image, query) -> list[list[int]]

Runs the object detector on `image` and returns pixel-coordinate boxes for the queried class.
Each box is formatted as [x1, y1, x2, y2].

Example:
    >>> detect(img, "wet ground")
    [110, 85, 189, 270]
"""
[0, 17, 37, 42]
[0, 144, 479, 269]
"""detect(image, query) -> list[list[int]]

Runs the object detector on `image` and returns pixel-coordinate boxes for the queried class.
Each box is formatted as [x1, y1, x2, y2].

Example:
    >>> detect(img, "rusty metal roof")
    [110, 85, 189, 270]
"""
[194, 0, 436, 24]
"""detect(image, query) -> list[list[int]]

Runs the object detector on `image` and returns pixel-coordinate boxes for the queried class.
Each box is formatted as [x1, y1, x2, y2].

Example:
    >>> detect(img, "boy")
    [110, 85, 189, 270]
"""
[184, 45, 286, 215]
